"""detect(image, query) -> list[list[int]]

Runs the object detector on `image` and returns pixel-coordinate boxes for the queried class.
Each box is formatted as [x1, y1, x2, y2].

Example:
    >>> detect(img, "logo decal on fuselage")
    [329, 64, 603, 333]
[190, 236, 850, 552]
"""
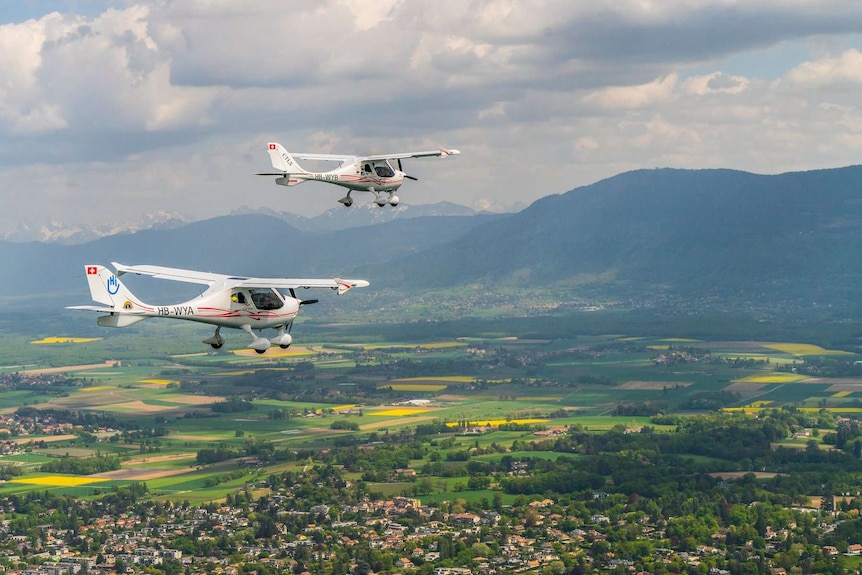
[107, 275, 120, 295]
[123, 301, 133, 310]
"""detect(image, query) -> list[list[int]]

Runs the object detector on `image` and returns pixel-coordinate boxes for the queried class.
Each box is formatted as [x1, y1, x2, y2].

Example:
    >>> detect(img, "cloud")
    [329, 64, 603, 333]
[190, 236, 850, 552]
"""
[583, 74, 679, 110]
[782, 48, 862, 90]
[2, 1, 862, 229]
[682, 72, 750, 96]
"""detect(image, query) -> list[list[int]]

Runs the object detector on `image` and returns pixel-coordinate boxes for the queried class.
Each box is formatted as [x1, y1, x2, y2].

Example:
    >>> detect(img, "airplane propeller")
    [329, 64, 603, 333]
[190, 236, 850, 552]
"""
[397, 159, 418, 181]
[289, 288, 318, 306]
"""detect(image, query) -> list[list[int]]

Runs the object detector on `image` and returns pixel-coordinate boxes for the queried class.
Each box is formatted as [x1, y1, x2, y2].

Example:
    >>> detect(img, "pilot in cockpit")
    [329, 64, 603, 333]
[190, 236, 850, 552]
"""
[249, 288, 283, 310]
[374, 164, 394, 178]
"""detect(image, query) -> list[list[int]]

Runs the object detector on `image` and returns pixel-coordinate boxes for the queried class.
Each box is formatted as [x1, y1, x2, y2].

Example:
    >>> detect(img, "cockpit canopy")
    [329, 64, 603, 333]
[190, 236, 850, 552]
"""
[374, 164, 395, 178]
[364, 161, 395, 178]
[232, 288, 284, 310]
[249, 288, 284, 310]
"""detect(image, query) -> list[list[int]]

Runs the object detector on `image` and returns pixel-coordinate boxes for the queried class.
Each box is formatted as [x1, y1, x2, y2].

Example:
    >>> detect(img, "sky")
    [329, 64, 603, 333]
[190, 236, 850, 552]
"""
[2, 0, 862, 231]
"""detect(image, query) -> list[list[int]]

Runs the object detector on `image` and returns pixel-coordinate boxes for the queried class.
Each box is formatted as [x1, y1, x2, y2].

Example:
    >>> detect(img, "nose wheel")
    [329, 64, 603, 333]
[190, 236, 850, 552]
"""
[270, 325, 293, 349]
[241, 325, 271, 354]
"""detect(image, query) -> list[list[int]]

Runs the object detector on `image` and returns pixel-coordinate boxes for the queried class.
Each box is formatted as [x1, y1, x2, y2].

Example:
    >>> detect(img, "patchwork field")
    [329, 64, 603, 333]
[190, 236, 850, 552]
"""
[1, 328, 861, 499]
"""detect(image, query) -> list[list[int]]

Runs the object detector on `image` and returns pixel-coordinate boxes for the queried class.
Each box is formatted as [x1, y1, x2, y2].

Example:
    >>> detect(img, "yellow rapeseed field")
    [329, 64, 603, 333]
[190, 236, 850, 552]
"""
[723, 401, 773, 413]
[732, 373, 807, 383]
[832, 391, 853, 398]
[763, 343, 852, 356]
[31, 337, 101, 344]
[331, 404, 356, 411]
[12, 475, 110, 487]
[369, 408, 430, 416]
[139, 379, 178, 385]
[232, 348, 314, 358]
[80, 386, 115, 392]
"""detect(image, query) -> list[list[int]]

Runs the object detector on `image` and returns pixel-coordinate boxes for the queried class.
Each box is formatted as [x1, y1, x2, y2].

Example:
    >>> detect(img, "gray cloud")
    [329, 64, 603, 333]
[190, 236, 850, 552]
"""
[1, 1, 862, 229]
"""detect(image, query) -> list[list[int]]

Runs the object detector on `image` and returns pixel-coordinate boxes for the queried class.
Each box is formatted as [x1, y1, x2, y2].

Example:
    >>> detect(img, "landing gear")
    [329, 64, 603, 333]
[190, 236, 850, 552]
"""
[270, 326, 293, 349]
[202, 327, 224, 350]
[373, 191, 399, 207]
[241, 324, 271, 354]
[338, 192, 353, 207]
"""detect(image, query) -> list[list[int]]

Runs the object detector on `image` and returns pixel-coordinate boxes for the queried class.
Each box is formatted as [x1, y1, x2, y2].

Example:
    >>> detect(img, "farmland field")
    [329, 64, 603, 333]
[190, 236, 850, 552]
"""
[1, 314, 862, 501]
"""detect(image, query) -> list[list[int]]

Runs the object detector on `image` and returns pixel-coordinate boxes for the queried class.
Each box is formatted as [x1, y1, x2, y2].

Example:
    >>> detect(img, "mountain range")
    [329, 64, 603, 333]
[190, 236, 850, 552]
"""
[4, 164, 862, 316]
[2, 201, 505, 244]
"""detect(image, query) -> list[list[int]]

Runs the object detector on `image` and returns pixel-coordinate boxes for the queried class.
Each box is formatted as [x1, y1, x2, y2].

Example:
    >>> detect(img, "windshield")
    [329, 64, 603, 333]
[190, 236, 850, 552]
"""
[249, 288, 283, 310]
[374, 164, 395, 178]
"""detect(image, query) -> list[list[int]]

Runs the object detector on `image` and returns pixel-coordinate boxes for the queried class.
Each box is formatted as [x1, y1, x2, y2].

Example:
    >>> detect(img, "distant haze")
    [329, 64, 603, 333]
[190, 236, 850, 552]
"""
[7, 165, 862, 319]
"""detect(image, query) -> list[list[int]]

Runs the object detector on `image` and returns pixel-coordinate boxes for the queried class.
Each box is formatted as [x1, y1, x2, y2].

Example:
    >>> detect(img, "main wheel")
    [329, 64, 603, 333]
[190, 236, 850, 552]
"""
[279, 344, 291, 349]
[255, 348, 266, 354]
[210, 343, 223, 349]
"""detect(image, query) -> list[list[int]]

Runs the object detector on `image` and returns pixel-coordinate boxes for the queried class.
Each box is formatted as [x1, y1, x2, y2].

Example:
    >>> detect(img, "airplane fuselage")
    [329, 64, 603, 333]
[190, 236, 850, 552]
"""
[262, 142, 459, 208]
[74, 263, 367, 354]
[115, 288, 300, 330]
[288, 164, 404, 193]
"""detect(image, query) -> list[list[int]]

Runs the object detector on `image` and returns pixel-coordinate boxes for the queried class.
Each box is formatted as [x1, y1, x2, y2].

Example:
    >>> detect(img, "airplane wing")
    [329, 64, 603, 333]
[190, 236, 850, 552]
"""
[113, 263, 228, 286]
[360, 148, 461, 162]
[234, 278, 370, 295]
[112, 263, 369, 295]
[292, 153, 355, 162]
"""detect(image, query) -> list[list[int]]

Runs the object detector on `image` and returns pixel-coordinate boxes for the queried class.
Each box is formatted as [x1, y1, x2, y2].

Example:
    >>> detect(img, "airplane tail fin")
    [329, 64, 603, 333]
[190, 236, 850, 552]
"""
[262, 142, 306, 187]
[81, 265, 150, 327]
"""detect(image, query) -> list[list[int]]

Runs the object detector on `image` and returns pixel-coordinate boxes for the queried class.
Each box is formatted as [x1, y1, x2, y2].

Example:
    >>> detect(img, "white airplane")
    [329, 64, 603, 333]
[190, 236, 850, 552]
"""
[68, 263, 369, 354]
[257, 142, 461, 207]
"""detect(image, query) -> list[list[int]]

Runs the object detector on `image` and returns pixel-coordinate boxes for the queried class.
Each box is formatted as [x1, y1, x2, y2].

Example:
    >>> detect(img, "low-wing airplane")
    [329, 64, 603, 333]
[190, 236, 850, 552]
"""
[68, 263, 369, 354]
[257, 142, 461, 207]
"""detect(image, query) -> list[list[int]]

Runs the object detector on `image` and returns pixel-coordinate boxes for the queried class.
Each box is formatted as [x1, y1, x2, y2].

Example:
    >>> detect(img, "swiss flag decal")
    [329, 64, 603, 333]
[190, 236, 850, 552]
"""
[269, 143, 276, 150]
[87, 266, 98, 275]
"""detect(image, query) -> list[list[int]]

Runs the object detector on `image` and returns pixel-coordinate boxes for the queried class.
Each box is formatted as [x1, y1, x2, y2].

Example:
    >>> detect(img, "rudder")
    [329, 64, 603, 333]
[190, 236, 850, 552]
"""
[266, 142, 307, 186]
[84, 265, 146, 310]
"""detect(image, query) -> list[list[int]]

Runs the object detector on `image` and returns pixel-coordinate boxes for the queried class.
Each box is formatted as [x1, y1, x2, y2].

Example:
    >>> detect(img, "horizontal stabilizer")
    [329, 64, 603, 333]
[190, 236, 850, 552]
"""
[97, 314, 149, 328]
[66, 305, 115, 313]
